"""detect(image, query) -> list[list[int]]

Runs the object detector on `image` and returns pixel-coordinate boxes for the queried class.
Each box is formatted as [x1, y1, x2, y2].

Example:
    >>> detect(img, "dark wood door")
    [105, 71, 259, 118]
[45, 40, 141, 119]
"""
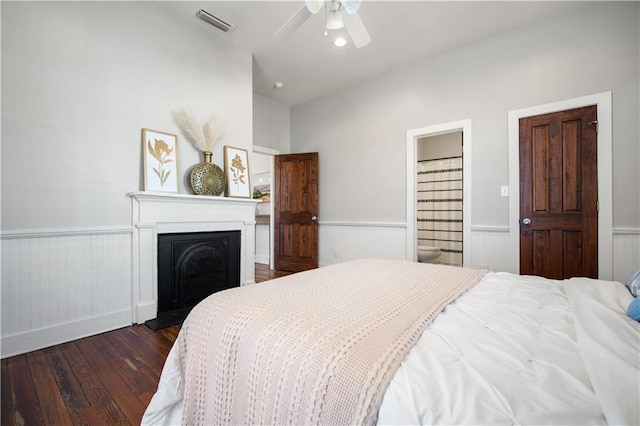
[519, 106, 598, 279]
[274, 153, 318, 272]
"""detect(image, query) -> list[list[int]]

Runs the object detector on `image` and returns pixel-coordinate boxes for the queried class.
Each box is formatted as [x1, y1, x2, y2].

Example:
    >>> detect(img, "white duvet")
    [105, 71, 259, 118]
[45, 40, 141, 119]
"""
[143, 271, 640, 425]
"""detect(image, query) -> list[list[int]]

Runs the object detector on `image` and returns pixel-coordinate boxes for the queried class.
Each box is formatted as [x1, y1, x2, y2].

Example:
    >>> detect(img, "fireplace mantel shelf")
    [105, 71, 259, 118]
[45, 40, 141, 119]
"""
[128, 191, 260, 206]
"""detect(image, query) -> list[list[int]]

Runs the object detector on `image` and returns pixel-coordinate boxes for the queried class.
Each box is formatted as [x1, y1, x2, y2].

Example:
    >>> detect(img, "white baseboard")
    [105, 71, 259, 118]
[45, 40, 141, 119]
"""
[136, 301, 157, 324]
[1, 309, 131, 358]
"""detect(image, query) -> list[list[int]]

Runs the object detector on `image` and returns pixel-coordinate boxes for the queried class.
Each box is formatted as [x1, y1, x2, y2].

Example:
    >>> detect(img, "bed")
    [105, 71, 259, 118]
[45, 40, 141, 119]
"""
[142, 258, 639, 425]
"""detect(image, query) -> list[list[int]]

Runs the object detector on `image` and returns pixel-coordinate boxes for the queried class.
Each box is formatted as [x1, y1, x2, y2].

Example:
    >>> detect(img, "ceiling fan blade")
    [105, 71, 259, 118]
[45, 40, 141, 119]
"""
[341, 0, 361, 14]
[273, 5, 313, 39]
[305, 0, 324, 14]
[343, 12, 371, 48]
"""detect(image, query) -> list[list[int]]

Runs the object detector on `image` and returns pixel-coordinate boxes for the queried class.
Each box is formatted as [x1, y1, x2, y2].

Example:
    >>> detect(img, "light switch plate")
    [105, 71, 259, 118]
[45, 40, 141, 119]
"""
[501, 185, 509, 197]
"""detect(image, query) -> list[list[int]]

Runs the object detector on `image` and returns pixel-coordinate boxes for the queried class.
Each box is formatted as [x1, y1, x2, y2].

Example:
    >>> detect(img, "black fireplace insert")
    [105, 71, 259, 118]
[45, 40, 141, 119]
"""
[145, 230, 241, 330]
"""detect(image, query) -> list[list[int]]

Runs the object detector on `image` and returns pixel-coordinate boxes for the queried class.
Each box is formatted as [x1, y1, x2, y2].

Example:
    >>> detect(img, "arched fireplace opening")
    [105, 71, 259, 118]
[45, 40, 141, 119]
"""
[146, 230, 241, 330]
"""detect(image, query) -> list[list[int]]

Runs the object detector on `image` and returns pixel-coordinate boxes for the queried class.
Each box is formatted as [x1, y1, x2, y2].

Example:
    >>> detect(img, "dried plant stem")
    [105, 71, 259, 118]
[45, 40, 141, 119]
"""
[173, 109, 225, 152]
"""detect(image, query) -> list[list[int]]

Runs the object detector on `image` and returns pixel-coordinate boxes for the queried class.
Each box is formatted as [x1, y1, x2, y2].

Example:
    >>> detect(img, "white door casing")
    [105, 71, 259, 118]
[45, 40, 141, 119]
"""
[406, 120, 472, 266]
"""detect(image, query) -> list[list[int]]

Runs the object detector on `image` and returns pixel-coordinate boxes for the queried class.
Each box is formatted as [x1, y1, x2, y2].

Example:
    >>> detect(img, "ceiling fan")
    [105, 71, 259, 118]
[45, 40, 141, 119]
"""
[274, 0, 372, 48]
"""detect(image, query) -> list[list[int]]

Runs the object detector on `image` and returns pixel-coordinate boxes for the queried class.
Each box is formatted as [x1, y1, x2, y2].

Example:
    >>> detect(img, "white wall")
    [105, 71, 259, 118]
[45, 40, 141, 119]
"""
[1, 2, 253, 356]
[2, 2, 253, 230]
[292, 2, 640, 271]
[254, 93, 291, 154]
[252, 95, 290, 266]
[417, 132, 462, 161]
[253, 152, 272, 175]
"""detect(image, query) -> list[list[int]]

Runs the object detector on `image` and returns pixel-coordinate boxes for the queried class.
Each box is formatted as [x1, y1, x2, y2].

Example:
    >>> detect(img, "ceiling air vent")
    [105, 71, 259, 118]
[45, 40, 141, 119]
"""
[196, 9, 236, 32]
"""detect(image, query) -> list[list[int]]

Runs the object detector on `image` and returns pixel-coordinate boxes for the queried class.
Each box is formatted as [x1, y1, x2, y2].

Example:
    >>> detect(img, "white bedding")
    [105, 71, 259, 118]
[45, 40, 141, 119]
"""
[143, 270, 640, 425]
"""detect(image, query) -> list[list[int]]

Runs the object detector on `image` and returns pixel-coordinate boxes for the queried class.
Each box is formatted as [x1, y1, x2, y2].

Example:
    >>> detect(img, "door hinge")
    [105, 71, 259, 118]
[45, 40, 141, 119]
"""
[590, 120, 599, 133]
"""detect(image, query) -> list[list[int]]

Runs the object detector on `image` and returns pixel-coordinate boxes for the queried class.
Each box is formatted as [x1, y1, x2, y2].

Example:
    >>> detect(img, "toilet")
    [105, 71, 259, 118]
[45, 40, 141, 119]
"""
[417, 245, 441, 263]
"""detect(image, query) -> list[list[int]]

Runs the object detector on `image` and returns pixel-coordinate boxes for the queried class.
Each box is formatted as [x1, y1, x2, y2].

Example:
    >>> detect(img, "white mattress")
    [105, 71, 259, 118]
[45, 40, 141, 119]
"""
[143, 271, 640, 425]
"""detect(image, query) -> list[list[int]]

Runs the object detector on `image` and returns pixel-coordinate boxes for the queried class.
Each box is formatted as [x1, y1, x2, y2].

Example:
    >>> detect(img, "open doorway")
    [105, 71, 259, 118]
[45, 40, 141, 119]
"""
[406, 120, 472, 267]
[252, 145, 279, 269]
[417, 132, 463, 266]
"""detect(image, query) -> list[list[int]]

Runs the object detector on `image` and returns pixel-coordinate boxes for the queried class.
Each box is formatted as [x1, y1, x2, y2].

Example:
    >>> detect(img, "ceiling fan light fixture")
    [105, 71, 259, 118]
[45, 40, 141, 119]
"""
[326, 10, 344, 30]
[274, 0, 371, 49]
[327, 26, 348, 47]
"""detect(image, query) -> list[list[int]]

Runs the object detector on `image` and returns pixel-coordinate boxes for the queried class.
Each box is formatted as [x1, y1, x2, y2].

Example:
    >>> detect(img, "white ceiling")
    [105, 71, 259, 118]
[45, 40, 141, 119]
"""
[159, 1, 583, 106]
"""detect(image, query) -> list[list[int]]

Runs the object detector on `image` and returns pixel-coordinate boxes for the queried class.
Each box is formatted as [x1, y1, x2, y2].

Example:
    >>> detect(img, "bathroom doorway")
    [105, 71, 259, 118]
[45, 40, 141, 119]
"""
[406, 120, 472, 267]
[416, 132, 463, 266]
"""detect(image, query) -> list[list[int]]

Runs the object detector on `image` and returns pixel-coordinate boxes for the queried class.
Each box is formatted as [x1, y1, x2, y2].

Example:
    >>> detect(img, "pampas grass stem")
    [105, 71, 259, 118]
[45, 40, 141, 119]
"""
[173, 109, 224, 152]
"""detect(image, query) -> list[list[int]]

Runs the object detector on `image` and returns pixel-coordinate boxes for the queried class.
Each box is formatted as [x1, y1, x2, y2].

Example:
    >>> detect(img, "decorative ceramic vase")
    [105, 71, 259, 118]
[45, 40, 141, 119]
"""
[190, 151, 226, 196]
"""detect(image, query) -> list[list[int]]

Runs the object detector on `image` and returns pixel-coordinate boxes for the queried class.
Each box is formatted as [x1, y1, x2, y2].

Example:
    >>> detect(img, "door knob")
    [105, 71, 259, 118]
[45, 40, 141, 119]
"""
[311, 216, 318, 221]
[522, 218, 531, 225]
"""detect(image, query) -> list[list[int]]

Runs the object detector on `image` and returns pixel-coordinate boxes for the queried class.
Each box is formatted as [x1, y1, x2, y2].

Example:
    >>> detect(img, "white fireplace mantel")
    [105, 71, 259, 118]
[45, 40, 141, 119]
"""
[129, 191, 260, 324]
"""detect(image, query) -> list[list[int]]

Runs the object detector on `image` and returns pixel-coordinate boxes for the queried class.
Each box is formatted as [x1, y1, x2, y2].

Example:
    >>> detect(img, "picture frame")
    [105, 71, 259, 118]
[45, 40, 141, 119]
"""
[224, 145, 251, 198]
[252, 171, 271, 202]
[142, 128, 178, 192]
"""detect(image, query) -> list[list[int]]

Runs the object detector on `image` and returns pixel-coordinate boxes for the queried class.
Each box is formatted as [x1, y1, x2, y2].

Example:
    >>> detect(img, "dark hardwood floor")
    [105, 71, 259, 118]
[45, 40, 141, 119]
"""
[254, 262, 293, 281]
[1, 264, 292, 425]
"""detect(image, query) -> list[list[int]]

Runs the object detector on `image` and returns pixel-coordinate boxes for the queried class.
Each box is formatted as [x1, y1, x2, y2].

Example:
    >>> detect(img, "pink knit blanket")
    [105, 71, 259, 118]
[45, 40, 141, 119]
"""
[179, 259, 485, 425]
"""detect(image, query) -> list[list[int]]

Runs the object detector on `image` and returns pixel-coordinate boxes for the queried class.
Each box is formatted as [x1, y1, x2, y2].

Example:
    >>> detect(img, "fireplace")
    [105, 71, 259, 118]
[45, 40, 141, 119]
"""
[146, 231, 241, 330]
[129, 191, 259, 326]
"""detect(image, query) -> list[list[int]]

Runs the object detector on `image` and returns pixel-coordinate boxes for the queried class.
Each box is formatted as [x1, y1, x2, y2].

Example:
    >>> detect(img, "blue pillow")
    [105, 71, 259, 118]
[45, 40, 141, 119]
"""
[627, 297, 640, 322]
[627, 270, 640, 297]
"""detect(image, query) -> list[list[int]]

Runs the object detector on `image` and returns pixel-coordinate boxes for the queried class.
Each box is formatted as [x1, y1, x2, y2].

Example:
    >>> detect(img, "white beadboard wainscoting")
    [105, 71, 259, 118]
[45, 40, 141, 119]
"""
[613, 227, 640, 283]
[255, 223, 270, 265]
[461, 226, 639, 280]
[318, 222, 512, 271]
[469, 226, 511, 272]
[1, 221, 637, 358]
[467, 226, 639, 281]
[1, 227, 133, 358]
[319, 223, 639, 281]
[318, 221, 408, 267]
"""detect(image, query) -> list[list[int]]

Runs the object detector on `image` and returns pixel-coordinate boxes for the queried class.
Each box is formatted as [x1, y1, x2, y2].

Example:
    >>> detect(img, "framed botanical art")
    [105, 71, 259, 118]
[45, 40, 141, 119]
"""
[224, 145, 251, 198]
[142, 128, 178, 192]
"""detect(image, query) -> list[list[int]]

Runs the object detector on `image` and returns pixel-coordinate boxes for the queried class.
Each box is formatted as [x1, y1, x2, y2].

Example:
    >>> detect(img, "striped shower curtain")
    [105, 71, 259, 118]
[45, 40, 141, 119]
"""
[416, 157, 463, 266]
